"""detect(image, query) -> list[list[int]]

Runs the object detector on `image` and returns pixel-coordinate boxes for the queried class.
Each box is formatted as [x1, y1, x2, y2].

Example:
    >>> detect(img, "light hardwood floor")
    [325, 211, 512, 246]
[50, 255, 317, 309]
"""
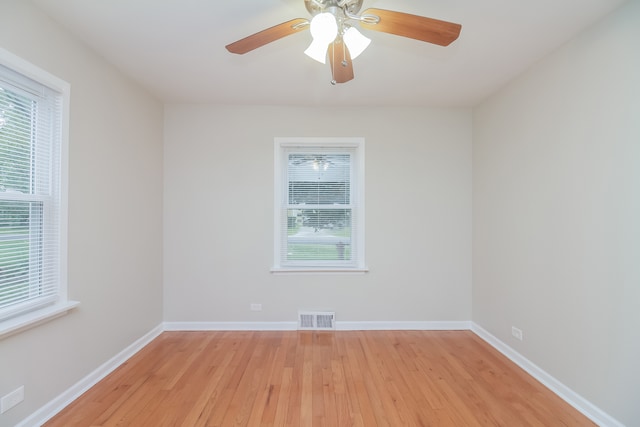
[44, 330, 595, 426]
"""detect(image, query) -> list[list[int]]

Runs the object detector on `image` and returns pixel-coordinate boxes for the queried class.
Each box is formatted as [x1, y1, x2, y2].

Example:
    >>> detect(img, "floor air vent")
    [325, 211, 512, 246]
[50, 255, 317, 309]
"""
[298, 311, 335, 330]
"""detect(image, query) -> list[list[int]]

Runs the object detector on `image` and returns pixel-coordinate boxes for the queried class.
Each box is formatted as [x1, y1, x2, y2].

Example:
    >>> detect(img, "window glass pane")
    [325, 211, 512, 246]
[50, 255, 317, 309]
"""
[286, 208, 352, 262]
[0, 87, 33, 194]
[288, 154, 350, 205]
[0, 200, 42, 307]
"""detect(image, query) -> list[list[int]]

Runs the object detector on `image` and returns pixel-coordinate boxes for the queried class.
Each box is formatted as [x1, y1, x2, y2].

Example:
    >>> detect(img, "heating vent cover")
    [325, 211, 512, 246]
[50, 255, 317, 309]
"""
[298, 311, 336, 330]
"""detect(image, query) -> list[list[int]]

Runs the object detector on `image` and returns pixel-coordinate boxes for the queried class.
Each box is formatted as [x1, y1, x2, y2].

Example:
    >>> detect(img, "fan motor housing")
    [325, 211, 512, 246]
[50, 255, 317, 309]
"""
[304, 0, 364, 16]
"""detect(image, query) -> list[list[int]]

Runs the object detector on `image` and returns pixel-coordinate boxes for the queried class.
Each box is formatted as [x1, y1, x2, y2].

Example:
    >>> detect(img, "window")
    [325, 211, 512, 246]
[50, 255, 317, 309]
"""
[273, 137, 366, 272]
[0, 48, 74, 335]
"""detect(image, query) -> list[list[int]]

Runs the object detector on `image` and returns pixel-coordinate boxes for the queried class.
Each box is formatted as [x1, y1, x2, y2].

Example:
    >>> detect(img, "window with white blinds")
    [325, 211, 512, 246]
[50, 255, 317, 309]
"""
[273, 137, 366, 272]
[0, 53, 68, 322]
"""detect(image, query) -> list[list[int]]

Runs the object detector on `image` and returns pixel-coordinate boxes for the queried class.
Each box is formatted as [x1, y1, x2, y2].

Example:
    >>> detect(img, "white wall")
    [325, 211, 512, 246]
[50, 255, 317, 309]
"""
[472, 1, 640, 425]
[0, 1, 164, 426]
[164, 105, 472, 324]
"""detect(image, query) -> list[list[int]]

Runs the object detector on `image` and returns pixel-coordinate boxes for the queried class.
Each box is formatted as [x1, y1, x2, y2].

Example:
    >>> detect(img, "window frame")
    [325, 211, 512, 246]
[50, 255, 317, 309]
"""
[0, 48, 77, 339]
[272, 137, 367, 274]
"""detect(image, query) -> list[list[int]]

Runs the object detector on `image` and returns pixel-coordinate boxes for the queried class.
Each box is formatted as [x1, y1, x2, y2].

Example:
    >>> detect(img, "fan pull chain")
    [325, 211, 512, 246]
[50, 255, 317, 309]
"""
[342, 42, 348, 68]
[330, 43, 337, 85]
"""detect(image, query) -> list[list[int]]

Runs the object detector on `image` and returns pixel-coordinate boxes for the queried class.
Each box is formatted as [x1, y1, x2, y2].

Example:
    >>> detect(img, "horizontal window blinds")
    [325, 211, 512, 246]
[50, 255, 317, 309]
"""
[0, 65, 62, 320]
[281, 149, 357, 267]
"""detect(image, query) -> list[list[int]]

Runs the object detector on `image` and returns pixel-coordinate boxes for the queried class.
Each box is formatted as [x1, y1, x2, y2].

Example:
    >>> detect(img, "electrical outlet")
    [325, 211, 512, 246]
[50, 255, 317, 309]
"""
[511, 326, 523, 341]
[1, 386, 24, 414]
[250, 303, 262, 311]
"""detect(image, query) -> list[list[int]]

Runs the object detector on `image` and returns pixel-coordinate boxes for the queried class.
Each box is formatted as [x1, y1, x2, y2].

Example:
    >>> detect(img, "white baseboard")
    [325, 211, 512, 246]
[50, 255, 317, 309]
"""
[163, 321, 298, 331]
[18, 323, 164, 427]
[470, 322, 624, 427]
[163, 320, 472, 332]
[336, 320, 472, 330]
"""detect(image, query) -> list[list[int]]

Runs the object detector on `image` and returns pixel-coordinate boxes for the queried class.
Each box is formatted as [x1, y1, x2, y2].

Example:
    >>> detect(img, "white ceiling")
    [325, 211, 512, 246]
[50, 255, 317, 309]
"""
[32, 0, 626, 107]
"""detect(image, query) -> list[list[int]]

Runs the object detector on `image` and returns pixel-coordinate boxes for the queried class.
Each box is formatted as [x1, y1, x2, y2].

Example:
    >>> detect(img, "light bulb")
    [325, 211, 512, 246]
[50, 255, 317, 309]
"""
[343, 27, 370, 60]
[304, 12, 338, 64]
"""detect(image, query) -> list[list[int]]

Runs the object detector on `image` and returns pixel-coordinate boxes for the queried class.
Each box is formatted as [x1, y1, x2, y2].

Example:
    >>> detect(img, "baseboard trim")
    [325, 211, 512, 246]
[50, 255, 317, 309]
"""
[470, 322, 624, 427]
[337, 320, 472, 330]
[18, 323, 164, 427]
[163, 320, 472, 332]
[163, 321, 299, 331]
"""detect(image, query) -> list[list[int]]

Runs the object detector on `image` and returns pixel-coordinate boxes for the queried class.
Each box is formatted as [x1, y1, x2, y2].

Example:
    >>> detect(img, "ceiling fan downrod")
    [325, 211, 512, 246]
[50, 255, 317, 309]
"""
[305, 0, 364, 16]
[304, 0, 380, 26]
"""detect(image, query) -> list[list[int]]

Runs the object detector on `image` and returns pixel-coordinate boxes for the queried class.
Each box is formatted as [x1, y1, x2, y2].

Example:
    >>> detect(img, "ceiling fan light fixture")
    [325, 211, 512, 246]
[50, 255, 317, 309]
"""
[304, 12, 338, 63]
[226, 2, 462, 84]
[343, 26, 370, 59]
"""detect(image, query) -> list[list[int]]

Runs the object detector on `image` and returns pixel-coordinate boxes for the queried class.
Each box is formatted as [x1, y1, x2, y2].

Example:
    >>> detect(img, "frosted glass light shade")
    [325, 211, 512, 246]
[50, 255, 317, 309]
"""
[304, 13, 338, 64]
[305, 40, 331, 64]
[343, 27, 370, 59]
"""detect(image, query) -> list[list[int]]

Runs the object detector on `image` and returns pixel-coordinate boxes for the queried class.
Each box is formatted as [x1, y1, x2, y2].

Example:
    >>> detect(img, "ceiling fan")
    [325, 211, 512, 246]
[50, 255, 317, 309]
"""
[225, 0, 462, 85]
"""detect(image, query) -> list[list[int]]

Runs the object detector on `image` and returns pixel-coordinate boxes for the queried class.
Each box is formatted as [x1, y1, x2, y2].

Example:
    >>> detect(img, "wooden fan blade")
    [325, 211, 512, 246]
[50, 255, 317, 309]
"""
[225, 18, 309, 54]
[360, 8, 461, 46]
[328, 41, 354, 84]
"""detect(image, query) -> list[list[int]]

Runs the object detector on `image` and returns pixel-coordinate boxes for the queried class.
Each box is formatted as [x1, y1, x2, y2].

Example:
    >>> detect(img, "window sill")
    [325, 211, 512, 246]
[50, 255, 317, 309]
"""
[271, 267, 369, 275]
[0, 300, 80, 340]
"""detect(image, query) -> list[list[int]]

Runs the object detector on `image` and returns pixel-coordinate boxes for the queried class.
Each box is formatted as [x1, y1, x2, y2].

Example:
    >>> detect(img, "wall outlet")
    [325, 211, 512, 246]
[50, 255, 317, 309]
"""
[511, 326, 523, 341]
[250, 303, 262, 311]
[1, 386, 24, 414]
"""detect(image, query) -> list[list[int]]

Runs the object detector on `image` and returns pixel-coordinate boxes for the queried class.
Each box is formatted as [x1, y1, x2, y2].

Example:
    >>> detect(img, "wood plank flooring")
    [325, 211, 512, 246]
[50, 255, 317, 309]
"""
[44, 331, 595, 426]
